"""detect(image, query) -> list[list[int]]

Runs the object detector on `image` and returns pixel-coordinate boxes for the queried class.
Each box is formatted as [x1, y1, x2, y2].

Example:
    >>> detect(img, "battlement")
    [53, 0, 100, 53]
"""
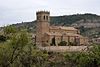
[36, 11, 50, 15]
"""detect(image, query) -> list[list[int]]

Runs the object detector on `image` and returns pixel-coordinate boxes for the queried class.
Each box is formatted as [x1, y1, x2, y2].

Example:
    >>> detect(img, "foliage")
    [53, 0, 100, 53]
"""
[0, 28, 49, 67]
[50, 13, 100, 25]
[4, 25, 17, 35]
[64, 45, 100, 67]
[68, 42, 77, 46]
[58, 41, 67, 46]
[0, 35, 7, 42]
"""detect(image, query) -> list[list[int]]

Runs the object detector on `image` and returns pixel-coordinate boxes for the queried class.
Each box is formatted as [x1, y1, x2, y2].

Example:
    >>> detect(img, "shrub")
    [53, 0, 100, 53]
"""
[58, 41, 67, 46]
[0, 35, 7, 42]
[68, 42, 78, 46]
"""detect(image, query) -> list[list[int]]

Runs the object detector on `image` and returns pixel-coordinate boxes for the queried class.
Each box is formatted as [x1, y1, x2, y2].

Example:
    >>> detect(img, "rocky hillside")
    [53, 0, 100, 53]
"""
[11, 13, 100, 38]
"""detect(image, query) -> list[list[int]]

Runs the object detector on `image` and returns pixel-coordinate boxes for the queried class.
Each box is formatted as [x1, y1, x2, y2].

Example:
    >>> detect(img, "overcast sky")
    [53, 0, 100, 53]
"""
[0, 0, 100, 27]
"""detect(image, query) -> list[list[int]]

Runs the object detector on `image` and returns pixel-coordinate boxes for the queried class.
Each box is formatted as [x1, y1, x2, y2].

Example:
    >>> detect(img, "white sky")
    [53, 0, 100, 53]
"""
[0, 0, 100, 26]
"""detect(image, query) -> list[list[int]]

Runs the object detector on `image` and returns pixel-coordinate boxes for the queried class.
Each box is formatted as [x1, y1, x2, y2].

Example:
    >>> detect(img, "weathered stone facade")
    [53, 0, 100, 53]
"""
[36, 11, 89, 46]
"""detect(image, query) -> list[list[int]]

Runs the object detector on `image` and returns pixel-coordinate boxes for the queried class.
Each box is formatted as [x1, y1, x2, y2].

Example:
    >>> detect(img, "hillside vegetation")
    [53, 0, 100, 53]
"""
[50, 13, 100, 25]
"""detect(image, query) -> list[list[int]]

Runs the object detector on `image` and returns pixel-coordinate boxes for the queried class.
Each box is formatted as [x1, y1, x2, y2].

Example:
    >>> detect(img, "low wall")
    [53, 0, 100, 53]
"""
[37, 46, 91, 52]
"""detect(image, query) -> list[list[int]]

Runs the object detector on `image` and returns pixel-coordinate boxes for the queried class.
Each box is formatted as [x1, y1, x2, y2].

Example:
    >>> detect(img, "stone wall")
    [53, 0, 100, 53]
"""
[37, 46, 91, 52]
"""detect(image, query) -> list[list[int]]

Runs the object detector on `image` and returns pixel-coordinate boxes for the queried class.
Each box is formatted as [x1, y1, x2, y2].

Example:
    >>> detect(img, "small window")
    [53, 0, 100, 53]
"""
[44, 16, 45, 20]
[46, 16, 48, 20]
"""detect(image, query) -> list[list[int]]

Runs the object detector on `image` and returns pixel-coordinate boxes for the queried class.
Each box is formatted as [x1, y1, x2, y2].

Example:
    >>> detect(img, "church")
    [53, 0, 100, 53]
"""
[36, 11, 89, 46]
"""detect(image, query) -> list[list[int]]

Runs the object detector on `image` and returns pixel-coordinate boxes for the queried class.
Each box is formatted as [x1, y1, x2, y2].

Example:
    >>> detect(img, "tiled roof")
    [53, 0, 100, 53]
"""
[45, 32, 83, 38]
[45, 32, 62, 36]
[50, 26, 77, 30]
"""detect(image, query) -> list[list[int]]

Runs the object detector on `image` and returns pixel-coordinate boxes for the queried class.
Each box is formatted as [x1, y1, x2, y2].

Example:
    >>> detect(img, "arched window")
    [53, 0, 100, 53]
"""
[46, 16, 48, 20]
[44, 15, 45, 20]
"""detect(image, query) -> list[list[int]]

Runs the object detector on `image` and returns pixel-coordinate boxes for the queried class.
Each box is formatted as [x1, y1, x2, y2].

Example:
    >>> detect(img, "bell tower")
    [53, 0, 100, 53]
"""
[36, 11, 50, 46]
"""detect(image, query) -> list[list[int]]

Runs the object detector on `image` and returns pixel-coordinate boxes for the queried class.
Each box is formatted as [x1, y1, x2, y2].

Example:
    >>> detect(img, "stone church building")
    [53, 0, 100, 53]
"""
[36, 11, 88, 46]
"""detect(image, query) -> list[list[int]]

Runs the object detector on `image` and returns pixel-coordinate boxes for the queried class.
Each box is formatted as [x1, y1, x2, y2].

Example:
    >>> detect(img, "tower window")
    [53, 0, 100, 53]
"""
[44, 16, 45, 20]
[46, 16, 48, 20]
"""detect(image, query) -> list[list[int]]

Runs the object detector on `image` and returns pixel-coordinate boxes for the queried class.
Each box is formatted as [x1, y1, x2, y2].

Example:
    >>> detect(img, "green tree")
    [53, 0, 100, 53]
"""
[0, 31, 29, 67]
[4, 25, 17, 35]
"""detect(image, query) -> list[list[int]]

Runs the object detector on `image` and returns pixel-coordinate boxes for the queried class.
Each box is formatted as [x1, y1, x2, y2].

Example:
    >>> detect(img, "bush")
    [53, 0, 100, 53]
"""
[0, 35, 7, 42]
[58, 41, 67, 46]
[68, 42, 77, 46]
[4, 25, 17, 35]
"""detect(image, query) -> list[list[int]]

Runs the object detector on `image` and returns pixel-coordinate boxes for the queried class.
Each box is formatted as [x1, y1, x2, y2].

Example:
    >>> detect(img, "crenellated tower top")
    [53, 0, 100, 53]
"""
[36, 11, 50, 15]
[36, 11, 50, 22]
